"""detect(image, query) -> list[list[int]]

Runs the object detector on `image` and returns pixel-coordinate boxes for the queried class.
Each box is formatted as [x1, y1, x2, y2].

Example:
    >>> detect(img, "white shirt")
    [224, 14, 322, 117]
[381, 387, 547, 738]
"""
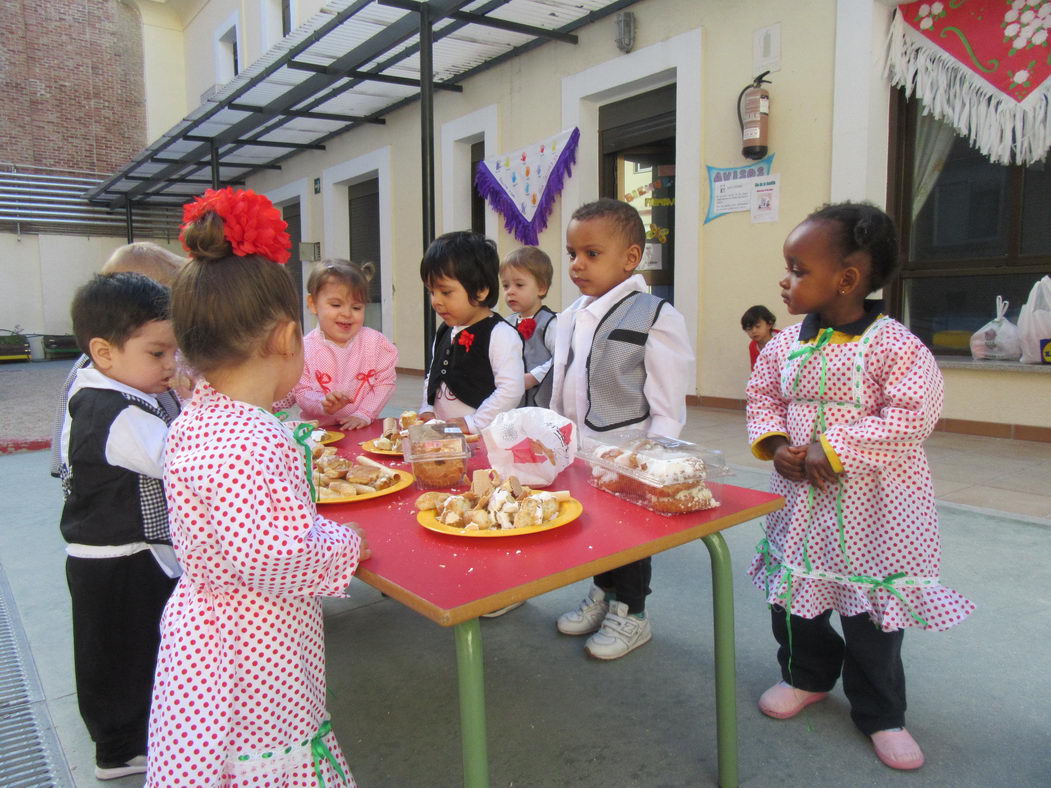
[550, 274, 694, 439]
[419, 320, 525, 433]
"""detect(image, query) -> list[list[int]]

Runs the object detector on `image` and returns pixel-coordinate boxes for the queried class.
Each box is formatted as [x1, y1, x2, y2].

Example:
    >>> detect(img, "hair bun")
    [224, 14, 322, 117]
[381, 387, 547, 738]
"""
[181, 210, 232, 262]
[356, 260, 376, 282]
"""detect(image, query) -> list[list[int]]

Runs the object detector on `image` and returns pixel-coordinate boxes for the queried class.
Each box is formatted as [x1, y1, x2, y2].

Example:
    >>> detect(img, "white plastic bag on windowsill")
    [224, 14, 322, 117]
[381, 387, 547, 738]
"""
[969, 295, 1021, 360]
[1018, 275, 1051, 364]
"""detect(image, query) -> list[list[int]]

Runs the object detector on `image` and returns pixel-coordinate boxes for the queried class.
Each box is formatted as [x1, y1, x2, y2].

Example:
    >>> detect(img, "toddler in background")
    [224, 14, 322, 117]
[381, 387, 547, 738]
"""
[60, 272, 180, 780]
[418, 231, 524, 432]
[279, 259, 397, 429]
[49, 242, 185, 478]
[741, 304, 778, 369]
[501, 246, 557, 408]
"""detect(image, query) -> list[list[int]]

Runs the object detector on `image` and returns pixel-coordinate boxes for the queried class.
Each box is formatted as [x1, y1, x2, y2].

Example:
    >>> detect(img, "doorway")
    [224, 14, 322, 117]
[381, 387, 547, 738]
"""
[281, 201, 304, 327]
[348, 178, 382, 331]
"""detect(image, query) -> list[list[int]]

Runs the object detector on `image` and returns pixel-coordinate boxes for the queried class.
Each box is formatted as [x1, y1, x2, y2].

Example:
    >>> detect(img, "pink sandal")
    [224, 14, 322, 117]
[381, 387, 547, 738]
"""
[757, 681, 829, 719]
[871, 728, 925, 770]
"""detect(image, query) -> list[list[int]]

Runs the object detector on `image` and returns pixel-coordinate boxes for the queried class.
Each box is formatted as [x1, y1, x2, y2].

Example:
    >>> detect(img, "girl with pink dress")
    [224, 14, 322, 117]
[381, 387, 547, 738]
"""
[746, 202, 973, 772]
[147, 187, 369, 787]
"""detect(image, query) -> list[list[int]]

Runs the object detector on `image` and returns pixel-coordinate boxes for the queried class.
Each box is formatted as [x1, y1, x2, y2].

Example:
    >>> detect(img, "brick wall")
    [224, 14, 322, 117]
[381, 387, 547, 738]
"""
[0, 0, 146, 175]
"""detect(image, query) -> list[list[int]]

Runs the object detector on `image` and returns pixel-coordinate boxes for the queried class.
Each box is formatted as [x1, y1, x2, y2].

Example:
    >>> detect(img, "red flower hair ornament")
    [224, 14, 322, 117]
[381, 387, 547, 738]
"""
[180, 187, 292, 264]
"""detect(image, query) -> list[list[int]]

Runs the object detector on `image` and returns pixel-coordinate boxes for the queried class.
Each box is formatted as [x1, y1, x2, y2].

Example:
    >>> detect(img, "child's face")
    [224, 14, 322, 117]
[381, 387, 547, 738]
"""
[94, 319, 178, 394]
[500, 266, 546, 316]
[427, 276, 490, 327]
[744, 320, 774, 344]
[779, 220, 848, 316]
[566, 217, 641, 297]
[308, 281, 365, 346]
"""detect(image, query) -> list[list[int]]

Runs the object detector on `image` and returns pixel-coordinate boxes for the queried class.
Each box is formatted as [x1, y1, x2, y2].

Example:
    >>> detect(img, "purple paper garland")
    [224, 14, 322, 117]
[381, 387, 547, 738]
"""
[473, 127, 580, 245]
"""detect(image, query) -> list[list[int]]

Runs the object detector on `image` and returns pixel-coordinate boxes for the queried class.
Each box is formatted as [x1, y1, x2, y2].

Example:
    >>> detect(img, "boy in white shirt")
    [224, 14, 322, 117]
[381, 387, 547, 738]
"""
[550, 198, 695, 660]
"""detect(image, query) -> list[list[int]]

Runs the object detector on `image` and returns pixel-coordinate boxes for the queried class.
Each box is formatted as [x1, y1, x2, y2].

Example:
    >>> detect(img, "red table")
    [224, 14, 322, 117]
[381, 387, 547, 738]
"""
[323, 425, 782, 787]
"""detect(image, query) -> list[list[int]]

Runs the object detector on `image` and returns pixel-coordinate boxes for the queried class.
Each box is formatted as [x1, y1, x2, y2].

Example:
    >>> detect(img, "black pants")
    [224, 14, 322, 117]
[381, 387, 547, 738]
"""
[596, 557, 651, 614]
[771, 605, 906, 735]
[66, 551, 176, 765]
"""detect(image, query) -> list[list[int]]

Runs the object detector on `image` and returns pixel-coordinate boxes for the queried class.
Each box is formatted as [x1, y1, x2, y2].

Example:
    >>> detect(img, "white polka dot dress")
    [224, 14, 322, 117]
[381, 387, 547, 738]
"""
[148, 382, 363, 787]
[746, 317, 974, 632]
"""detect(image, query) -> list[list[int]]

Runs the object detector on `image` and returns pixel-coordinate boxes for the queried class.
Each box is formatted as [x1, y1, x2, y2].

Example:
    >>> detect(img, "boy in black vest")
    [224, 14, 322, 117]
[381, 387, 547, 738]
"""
[550, 198, 695, 660]
[500, 246, 557, 408]
[60, 273, 181, 779]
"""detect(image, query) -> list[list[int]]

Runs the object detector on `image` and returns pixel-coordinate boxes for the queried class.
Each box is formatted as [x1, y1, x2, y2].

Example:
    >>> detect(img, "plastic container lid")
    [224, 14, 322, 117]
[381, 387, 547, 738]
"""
[402, 423, 472, 463]
[578, 430, 732, 488]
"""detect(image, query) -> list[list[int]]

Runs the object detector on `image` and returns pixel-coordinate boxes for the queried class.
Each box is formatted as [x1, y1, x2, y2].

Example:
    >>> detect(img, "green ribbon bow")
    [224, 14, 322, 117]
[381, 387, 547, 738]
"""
[311, 720, 349, 788]
[847, 571, 929, 627]
[292, 422, 317, 503]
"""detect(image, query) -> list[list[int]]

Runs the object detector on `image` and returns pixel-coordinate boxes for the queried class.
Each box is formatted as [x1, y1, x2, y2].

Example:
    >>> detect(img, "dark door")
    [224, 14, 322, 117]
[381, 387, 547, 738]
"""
[282, 201, 304, 327]
[348, 178, 382, 330]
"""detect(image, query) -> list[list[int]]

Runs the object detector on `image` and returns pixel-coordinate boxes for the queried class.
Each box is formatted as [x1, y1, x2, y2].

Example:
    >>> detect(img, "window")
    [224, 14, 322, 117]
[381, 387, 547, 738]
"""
[281, 0, 293, 37]
[888, 94, 1051, 354]
[470, 140, 485, 234]
[217, 25, 239, 83]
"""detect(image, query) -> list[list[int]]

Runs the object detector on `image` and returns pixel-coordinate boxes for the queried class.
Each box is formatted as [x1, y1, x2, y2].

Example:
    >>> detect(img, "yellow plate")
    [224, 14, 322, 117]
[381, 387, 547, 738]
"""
[360, 439, 403, 456]
[416, 497, 583, 537]
[316, 469, 414, 504]
[319, 430, 345, 445]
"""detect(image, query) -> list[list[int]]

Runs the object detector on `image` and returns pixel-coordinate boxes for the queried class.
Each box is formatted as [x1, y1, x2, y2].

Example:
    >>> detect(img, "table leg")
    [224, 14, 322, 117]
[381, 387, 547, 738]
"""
[702, 532, 738, 788]
[454, 618, 489, 788]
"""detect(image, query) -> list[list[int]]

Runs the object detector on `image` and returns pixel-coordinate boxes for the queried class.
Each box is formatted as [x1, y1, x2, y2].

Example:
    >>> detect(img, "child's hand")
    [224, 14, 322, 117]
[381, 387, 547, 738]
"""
[772, 441, 807, 482]
[339, 415, 370, 431]
[349, 524, 370, 560]
[524, 373, 539, 390]
[804, 441, 840, 491]
[322, 391, 351, 415]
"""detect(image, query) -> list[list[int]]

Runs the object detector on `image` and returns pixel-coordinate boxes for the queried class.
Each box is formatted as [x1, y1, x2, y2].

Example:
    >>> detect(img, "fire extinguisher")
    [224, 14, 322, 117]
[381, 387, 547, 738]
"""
[738, 71, 771, 160]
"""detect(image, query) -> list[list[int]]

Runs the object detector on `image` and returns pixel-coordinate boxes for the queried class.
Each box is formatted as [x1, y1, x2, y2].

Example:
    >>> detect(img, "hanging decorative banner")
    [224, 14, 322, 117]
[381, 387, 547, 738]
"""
[704, 155, 775, 223]
[474, 127, 581, 245]
[886, 1, 1051, 166]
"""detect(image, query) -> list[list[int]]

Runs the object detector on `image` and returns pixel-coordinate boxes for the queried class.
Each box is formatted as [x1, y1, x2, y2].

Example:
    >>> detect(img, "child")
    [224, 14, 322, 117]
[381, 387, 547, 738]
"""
[280, 259, 398, 429]
[60, 272, 181, 780]
[745, 202, 973, 771]
[500, 246, 557, 408]
[741, 304, 778, 369]
[49, 242, 185, 478]
[418, 231, 524, 432]
[550, 198, 694, 660]
[147, 188, 368, 786]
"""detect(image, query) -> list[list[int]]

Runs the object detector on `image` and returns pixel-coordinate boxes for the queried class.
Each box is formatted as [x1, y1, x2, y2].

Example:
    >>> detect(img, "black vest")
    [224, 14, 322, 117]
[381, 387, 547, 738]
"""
[427, 314, 511, 409]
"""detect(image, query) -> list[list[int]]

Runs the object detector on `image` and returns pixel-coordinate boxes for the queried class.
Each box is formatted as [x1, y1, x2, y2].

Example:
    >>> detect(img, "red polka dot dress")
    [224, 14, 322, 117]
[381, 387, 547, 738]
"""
[148, 382, 363, 787]
[746, 316, 974, 632]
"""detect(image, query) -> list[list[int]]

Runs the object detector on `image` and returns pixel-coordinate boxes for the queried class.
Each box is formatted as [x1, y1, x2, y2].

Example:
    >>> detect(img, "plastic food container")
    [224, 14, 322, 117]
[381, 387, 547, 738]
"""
[578, 431, 732, 515]
[403, 423, 472, 489]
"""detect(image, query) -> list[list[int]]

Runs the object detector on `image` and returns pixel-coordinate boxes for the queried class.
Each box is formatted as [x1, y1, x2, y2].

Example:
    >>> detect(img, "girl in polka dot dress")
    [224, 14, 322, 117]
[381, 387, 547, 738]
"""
[746, 203, 973, 772]
[147, 188, 369, 788]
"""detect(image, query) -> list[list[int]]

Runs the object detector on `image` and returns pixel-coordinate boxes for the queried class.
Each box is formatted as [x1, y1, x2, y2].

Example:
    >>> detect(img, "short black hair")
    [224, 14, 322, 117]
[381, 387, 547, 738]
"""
[571, 198, 646, 250]
[741, 305, 776, 330]
[806, 202, 900, 292]
[420, 231, 499, 307]
[71, 272, 170, 356]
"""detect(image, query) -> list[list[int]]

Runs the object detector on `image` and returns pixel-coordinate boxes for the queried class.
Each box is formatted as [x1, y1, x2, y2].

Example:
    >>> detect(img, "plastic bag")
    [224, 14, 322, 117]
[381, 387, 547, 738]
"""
[481, 407, 576, 487]
[969, 295, 1021, 360]
[1018, 275, 1051, 364]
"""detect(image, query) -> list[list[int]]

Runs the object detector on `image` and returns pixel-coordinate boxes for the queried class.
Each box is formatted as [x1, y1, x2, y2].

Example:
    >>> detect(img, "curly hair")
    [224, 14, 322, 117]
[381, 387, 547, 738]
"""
[806, 202, 900, 292]
[570, 198, 646, 251]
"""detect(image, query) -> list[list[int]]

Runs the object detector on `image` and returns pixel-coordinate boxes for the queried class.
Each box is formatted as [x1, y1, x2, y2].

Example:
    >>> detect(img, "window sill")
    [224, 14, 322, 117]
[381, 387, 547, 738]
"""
[935, 356, 1051, 374]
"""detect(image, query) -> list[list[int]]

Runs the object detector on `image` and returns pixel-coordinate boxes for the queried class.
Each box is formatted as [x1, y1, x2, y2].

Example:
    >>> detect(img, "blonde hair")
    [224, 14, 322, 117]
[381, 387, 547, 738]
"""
[306, 258, 375, 304]
[101, 242, 185, 287]
[500, 246, 553, 295]
[172, 211, 299, 375]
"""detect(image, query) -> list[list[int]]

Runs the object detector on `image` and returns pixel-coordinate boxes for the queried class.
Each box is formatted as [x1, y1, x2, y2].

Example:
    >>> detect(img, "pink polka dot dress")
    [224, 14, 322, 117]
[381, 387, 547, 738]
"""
[148, 382, 363, 787]
[746, 316, 974, 632]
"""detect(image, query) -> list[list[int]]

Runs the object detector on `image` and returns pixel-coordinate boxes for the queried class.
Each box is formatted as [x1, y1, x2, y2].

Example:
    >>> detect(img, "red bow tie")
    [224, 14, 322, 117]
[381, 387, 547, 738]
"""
[517, 317, 537, 340]
[457, 330, 475, 352]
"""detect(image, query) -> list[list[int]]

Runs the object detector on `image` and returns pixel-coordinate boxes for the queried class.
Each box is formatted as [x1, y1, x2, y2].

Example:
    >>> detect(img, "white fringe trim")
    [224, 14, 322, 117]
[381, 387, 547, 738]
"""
[885, 11, 1051, 165]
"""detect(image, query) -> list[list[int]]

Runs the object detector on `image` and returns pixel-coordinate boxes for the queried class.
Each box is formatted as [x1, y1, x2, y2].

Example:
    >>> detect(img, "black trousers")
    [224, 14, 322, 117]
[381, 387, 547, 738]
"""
[66, 551, 176, 765]
[771, 605, 906, 735]
[595, 557, 651, 614]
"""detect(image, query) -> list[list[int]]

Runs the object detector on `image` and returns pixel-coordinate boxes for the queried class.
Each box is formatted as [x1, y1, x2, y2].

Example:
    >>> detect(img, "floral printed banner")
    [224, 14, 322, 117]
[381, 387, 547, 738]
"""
[887, 1, 1051, 164]
[474, 128, 580, 245]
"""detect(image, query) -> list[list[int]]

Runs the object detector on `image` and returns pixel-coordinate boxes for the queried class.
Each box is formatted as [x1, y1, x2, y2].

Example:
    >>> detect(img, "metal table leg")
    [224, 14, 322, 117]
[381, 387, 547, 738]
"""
[454, 618, 489, 788]
[702, 532, 738, 788]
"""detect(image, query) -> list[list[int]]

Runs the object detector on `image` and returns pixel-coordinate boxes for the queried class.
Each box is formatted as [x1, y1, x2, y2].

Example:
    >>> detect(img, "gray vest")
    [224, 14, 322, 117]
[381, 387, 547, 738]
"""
[578, 291, 666, 431]
[516, 306, 556, 408]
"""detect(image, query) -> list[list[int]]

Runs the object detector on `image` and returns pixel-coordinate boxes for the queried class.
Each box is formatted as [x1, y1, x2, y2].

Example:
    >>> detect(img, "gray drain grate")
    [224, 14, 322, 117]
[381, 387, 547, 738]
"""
[0, 582, 68, 787]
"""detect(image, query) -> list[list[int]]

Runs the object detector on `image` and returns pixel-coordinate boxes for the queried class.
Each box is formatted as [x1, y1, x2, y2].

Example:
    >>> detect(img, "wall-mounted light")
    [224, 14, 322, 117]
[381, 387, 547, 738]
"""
[615, 11, 635, 54]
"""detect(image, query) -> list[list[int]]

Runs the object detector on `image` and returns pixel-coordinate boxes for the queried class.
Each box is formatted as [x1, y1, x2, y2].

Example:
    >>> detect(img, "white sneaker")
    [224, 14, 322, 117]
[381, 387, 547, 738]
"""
[481, 601, 524, 618]
[585, 602, 652, 660]
[557, 585, 610, 635]
[95, 755, 147, 780]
